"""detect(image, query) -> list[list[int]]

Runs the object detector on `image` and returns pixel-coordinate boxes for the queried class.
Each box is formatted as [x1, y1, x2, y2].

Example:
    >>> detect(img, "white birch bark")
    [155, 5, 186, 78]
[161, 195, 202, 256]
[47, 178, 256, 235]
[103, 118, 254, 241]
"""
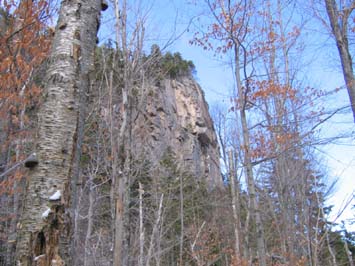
[15, 1, 102, 265]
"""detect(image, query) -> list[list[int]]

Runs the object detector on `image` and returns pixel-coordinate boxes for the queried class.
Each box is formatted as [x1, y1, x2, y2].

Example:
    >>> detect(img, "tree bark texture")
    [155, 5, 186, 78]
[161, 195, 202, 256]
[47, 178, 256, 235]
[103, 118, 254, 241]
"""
[324, 0, 355, 122]
[15, 0, 102, 265]
[113, 1, 133, 265]
[227, 150, 241, 263]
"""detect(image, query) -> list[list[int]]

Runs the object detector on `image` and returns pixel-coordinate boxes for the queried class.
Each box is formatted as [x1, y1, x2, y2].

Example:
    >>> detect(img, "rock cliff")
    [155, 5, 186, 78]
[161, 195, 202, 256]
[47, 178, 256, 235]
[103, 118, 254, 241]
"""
[132, 77, 222, 188]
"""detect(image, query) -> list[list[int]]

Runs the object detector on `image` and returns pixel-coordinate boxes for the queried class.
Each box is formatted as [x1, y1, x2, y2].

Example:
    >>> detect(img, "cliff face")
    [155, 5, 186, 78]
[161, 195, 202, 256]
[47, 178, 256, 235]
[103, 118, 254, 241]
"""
[69, 75, 224, 265]
[132, 77, 222, 188]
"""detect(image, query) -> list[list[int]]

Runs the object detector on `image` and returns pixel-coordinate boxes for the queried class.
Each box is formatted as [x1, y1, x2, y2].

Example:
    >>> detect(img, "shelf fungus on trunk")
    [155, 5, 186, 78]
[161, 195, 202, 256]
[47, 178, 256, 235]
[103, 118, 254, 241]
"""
[24, 153, 39, 169]
[101, 0, 108, 11]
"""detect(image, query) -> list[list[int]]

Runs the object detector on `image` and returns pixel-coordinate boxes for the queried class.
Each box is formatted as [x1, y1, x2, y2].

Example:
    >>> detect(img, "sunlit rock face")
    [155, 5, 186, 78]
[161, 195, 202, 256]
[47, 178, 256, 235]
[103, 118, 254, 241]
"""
[132, 77, 222, 189]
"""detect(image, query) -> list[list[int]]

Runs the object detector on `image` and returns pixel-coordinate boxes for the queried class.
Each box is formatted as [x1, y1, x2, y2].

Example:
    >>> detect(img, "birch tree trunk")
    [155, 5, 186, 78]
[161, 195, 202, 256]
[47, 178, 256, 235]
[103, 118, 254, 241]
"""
[15, 1, 102, 265]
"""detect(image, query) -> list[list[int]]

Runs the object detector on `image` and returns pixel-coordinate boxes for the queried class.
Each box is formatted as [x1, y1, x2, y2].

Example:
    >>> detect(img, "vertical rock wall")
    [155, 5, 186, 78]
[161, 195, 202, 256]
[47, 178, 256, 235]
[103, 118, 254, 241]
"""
[132, 77, 222, 189]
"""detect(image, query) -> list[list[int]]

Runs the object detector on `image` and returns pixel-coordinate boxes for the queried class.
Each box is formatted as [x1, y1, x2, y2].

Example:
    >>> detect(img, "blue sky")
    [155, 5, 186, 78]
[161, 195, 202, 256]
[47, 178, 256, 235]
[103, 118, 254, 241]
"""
[99, 0, 355, 229]
[166, 1, 355, 229]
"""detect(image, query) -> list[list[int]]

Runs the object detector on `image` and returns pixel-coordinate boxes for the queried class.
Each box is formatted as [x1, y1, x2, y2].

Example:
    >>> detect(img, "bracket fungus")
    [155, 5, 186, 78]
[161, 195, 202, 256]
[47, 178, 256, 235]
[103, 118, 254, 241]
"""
[24, 153, 39, 169]
[101, 0, 108, 11]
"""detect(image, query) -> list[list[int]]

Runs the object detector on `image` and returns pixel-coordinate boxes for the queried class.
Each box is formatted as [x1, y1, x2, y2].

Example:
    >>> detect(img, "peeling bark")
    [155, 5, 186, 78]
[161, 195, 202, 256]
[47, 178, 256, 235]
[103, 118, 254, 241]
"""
[15, 1, 102, 265]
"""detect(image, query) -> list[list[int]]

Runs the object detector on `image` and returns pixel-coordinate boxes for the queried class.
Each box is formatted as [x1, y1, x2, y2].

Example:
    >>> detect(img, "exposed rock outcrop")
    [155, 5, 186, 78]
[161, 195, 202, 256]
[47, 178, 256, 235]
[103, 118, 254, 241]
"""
[132, 77, 222, 189]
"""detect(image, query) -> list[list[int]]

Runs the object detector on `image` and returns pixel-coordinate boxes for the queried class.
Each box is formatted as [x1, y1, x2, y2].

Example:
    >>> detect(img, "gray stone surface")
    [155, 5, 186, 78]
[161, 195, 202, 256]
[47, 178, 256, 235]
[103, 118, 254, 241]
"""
[132, 77, 222, 189]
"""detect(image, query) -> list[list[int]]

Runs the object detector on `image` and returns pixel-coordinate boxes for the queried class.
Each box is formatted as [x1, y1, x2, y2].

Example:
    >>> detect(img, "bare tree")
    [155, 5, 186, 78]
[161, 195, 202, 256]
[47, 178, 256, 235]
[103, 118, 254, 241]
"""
[138, 182, 144, 266]
[192, 1, 268, 264]
[110, 1, 147, 264]
[324, 0, 355, 122]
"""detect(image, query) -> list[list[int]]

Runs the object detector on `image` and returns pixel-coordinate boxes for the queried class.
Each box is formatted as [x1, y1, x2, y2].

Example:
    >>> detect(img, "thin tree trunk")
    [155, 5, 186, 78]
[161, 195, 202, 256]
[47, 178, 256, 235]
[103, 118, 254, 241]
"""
[15, 1, 102, 265]
[324, 0, 355, 122]
[146, 194, 164, 266]
[84, 175, 95, 266]
[112, 1, 146, 262]
[227, 150, 241, 263]
[344, 239, 354, 266]
[191, 221, 206, 266]
[112, 1, 131, 265]
[138, 182, 144, 266]
[234, 44, 267, 266]
[326, 231, 337, 266]
[7, 75, 30, 265]
[179, 172, 184, 266]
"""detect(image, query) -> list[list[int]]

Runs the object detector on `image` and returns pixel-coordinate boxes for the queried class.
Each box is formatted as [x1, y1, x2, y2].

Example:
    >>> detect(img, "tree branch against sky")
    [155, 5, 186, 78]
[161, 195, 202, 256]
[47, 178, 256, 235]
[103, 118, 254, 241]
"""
[324, 0, 355, 123]
[190, 0, 355, 264]
[0, 0, 354, 265]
